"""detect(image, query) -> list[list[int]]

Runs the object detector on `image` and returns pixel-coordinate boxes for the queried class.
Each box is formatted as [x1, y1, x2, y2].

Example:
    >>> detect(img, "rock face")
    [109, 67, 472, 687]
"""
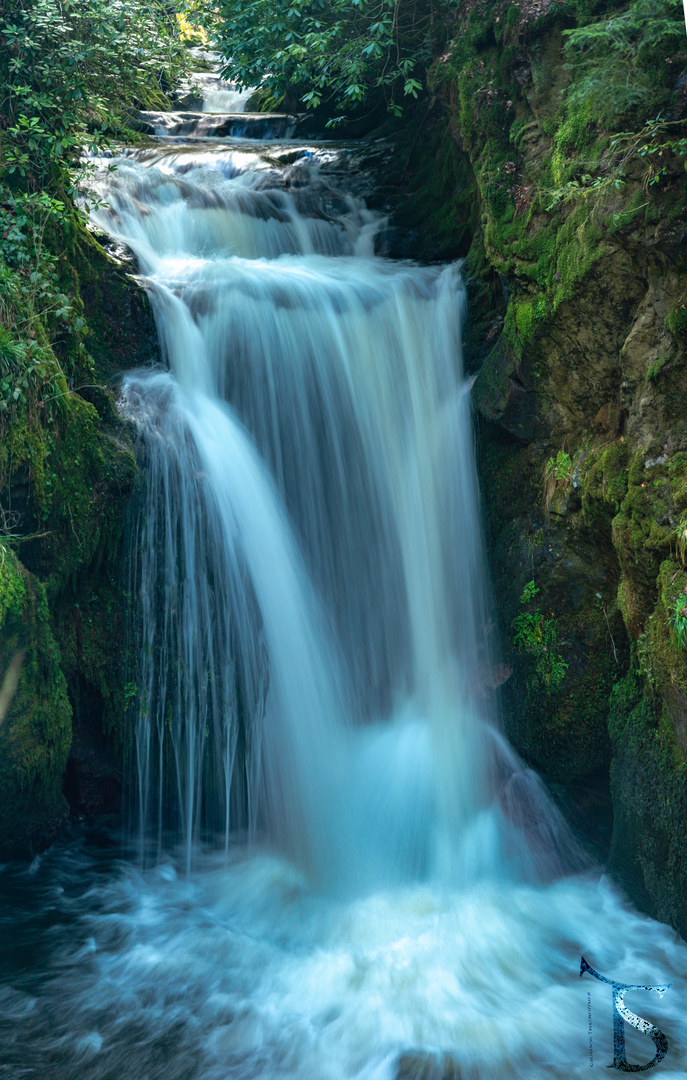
[0, 549, 71, 857]
[397, 1, 686, 931]
[0, 227, 158, 858]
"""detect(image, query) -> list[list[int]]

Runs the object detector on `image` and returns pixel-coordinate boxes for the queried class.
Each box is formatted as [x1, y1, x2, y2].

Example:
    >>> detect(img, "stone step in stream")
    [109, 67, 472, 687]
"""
[134, 110, 310, 140]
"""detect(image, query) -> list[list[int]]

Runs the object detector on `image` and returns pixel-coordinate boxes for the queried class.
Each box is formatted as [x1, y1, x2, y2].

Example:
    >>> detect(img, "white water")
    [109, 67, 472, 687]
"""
[182, 51, 255, 113]
[199, 79, 254, 114]
[22, 139, 683, 1078]
[99, 144, 563, 886]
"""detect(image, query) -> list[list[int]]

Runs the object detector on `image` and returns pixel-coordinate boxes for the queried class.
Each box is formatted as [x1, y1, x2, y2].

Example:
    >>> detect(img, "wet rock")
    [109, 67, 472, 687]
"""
[595, 402, 623, 439]
[395, 1051, 465, 1080]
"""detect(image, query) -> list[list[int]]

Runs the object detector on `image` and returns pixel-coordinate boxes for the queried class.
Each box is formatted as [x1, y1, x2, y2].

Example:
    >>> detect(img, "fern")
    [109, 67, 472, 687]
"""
[563, 0, 685, 125]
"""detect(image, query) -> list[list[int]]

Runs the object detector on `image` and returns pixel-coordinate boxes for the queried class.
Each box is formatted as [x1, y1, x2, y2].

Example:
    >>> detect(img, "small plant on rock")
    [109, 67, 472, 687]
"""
[671, 590, 687, 650]
[543, 450, 573, 521]
[667, 296, 687, 340]
[512, 580, 568, 690]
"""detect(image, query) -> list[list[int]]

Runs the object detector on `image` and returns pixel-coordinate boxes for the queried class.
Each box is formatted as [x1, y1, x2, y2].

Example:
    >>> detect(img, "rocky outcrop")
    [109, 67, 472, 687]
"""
[402, 0, 687, 929]
[0, 224, 158, 857]
[0, 548, 71, 857]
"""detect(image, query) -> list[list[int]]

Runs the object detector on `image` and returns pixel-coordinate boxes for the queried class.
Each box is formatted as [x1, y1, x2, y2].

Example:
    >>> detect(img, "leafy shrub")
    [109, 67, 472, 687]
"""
[192, 0, 449, 121]
[546, 451, 573, 484]
[671, 591, 687, 649]
[0, 194, 75, 414]
[513, 581, 569, 690]
[2, 0, 186, 185]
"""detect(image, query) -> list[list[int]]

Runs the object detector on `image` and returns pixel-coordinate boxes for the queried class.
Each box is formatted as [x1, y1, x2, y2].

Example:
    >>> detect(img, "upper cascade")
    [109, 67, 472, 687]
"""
[93, 146, 382, 266]
[173, 70, 255, 114]
[137, 47, 307, 141]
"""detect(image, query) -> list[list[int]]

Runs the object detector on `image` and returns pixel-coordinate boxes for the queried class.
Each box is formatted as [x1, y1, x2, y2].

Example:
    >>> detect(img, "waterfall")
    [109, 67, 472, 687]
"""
[12, 137, 669, 1080]
[95, 143, 568, 888]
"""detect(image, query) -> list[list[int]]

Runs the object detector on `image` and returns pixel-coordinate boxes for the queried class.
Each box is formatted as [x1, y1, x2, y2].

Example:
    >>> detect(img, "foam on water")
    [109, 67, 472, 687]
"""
[0, 837, 685, 1079]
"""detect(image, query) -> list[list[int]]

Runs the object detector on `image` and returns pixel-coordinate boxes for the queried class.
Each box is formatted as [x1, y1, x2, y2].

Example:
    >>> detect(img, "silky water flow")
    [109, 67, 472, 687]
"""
[0, 140, 685, 1080]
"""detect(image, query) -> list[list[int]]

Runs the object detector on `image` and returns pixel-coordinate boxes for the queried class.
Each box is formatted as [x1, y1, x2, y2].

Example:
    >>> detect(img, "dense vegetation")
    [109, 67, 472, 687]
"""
[190, 0, 450, 119]
[198, 0, 685, 128]
[0, 0, 184, 417]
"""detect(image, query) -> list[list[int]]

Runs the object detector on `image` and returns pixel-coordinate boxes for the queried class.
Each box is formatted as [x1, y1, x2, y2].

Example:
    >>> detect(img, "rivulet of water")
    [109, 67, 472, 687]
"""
[0, 140, 684, 1080]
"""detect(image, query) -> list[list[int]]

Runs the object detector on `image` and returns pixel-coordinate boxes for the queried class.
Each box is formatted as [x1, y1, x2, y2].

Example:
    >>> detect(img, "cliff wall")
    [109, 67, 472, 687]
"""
[397, 0, 687, 931]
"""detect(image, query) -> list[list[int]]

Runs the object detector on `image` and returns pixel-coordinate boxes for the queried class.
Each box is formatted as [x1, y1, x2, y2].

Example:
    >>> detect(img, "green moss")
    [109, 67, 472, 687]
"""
[0, 555, 71, 858]
[667, 296, 687, 340]
[514, 298, 535, 340]
[428, 0, 682, 400]
[581, 442, 629, 530]
[608, 670, 687, 935]
[649, 559, 687, 694]
[0, 393, 136, 597]
[62, 221, 159, 383]
[511, 293, 549, 343]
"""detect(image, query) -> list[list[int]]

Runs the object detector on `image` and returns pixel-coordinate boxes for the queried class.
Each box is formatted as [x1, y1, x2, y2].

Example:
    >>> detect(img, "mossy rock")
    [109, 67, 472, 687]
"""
[0, 393, 136, 599]
[61, 223, 160, 384]
[481, 437, 628, 782]
[608, 671, 687, 935]
[0, 546, 71, 858]
[388, 111, 480, 263]
[0, 214, 148, 856]
[501, 548, 623, 782]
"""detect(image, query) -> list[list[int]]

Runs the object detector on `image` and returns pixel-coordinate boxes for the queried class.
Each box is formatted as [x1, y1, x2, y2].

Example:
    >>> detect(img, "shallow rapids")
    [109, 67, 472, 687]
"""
[1, 139, 685, 1079]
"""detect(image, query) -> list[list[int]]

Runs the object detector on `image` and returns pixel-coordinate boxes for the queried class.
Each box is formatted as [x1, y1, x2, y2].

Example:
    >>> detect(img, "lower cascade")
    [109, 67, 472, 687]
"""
[1, 139, 686, 1079]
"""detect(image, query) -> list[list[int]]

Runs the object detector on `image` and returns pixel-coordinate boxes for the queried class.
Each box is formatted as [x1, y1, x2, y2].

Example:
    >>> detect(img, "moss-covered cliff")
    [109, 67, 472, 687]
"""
[394, 0, 687, 931]
[0, 224, 158, 858]
[0, 0, 178, 855]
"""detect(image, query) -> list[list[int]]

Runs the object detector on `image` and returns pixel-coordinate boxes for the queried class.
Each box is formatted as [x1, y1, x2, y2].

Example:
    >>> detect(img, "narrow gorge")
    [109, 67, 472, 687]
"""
[1, 2, 686, 1077]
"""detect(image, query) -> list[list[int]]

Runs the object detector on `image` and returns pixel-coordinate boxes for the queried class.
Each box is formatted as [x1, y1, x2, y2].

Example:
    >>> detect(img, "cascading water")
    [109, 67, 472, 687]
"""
[104, 143, 564, 890]
[179, 49, 255, 113]
[173, 71, 253, 114]
[1, 138, 686, 1080]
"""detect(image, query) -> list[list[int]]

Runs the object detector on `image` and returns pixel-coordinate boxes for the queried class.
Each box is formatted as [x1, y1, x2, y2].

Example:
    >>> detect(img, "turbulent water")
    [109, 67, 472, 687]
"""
[1, 137, 686, 1080]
